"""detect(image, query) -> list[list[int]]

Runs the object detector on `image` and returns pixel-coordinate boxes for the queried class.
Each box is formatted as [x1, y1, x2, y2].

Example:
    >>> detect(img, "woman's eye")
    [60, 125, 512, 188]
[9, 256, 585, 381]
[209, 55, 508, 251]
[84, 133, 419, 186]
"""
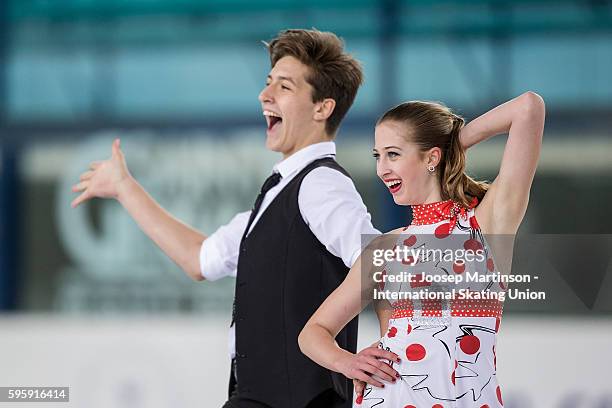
[372, 153, 379, 160]
[281, 85, 290, 90]
[388, 152, 399, 158]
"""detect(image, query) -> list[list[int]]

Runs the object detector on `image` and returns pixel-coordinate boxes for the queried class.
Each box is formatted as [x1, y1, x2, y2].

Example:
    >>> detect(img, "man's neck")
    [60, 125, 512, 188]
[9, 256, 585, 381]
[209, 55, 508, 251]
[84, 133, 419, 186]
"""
[282, 133, 333, 160]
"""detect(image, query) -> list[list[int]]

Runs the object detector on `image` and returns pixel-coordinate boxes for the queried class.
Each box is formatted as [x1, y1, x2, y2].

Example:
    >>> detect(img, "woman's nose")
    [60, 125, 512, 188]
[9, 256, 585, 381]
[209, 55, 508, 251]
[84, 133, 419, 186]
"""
[377, 161, 390, 179]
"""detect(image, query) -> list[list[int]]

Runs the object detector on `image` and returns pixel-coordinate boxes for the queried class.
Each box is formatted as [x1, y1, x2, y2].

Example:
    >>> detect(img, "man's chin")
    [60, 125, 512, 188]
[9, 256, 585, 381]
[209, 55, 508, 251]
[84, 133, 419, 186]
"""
[265, 135, 283, 152]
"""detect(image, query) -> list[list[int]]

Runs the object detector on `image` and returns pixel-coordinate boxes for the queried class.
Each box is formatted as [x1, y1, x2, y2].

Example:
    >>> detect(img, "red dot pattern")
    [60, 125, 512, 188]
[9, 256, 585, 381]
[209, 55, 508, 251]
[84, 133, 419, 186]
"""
[464, 238, 483, 252]
[406, 343, 426, 361]
[402, 255, 415, 265]
[459, 335, 481, 355]
[434, 223, 451, 239]
[453, 261, 466, 274]
[379, 269, 386, 291]
[410, 198, 478, 234]
[381, 200, 504, 408]
[404, 235, 417, 246]
[496, 386, 503, 405]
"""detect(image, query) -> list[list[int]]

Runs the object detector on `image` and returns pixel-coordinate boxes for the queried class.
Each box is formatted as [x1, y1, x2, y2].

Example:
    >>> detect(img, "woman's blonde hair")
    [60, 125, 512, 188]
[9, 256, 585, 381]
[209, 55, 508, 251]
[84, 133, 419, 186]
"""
[377, 101, 489, 208]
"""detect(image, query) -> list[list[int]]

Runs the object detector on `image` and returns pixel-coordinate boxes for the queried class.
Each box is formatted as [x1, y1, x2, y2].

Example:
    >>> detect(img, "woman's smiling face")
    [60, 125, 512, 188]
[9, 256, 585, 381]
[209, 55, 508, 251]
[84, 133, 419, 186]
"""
[373, 120, 441, 206]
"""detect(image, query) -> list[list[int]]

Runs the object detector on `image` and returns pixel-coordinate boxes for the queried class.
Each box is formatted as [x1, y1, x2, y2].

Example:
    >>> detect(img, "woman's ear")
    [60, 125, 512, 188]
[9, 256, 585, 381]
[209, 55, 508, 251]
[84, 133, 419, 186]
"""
[313, 98, 336, 122]
[427, 147, 442, 167]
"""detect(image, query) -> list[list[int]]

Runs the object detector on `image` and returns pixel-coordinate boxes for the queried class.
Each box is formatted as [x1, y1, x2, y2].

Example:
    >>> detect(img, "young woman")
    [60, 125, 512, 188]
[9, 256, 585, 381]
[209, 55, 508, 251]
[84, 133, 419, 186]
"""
[298, 92, 545, 407]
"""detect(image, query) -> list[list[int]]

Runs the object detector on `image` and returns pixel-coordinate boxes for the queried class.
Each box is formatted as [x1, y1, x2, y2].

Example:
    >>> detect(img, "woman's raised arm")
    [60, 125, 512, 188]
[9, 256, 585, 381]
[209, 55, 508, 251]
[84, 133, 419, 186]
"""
[460, 91, 545, 234]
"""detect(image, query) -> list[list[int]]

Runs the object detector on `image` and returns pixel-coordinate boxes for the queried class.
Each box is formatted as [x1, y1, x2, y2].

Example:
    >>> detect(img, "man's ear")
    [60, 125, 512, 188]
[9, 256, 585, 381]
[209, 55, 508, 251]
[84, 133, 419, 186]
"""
[313, 98, 336, 122]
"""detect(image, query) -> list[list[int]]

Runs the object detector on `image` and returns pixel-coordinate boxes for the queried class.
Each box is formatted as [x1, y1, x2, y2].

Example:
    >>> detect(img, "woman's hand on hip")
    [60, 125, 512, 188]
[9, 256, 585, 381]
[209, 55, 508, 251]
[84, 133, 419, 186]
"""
[337, 345, 400, 388]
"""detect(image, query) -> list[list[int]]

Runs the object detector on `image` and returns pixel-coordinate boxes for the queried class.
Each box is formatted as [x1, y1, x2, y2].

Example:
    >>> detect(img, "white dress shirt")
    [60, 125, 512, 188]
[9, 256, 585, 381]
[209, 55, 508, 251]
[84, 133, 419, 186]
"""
[199, 141, 381, 358]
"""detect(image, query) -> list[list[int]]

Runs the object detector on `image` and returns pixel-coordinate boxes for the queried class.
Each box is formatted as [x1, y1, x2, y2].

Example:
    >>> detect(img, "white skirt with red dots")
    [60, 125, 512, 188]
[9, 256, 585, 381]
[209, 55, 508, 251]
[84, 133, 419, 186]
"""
[354, 316, 505, 408]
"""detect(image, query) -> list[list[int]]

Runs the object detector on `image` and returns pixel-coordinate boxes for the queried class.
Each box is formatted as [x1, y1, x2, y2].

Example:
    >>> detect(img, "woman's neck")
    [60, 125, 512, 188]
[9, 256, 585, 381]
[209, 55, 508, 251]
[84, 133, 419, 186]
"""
[419, 184, 444, 205]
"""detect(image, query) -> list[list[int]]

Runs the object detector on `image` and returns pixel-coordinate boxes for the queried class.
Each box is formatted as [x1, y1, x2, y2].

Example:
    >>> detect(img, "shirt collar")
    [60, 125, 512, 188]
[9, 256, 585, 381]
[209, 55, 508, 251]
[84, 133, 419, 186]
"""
[273, 141, 336, 179]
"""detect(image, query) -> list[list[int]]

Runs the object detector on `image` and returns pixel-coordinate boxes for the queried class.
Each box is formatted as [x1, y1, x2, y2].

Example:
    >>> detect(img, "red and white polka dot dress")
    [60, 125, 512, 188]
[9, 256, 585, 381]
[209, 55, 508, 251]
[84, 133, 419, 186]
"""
[356, 199, 507, 408]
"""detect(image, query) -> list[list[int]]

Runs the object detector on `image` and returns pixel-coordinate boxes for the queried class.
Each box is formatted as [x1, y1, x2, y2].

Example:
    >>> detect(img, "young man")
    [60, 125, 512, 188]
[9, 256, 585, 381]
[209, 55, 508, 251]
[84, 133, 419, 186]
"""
[71, 29, 395, 408]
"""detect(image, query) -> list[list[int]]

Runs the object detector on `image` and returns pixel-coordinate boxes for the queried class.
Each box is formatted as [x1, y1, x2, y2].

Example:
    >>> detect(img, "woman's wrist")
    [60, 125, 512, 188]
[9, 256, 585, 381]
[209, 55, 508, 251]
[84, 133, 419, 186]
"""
[331, 348, 356, 375]
[461, 94, 532, 149]
[459, 120, 489, 150]
[458, 123, 472, 149]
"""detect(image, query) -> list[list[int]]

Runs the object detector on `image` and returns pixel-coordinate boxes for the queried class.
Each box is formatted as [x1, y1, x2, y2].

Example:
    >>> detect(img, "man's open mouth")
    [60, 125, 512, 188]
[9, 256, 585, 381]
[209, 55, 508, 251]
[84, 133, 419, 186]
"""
[264, 110, 283, 131]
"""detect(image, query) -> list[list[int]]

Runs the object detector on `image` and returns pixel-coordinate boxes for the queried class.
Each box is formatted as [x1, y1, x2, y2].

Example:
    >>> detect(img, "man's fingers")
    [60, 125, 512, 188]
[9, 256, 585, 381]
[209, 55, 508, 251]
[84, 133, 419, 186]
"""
[79, 171, 94, 181]
[71, 191, 90, 208]
[72, 181, 89, 193]
[111, 138, 122, 158]
[71, 181, 89, 192]
[89, 161, 103, 170]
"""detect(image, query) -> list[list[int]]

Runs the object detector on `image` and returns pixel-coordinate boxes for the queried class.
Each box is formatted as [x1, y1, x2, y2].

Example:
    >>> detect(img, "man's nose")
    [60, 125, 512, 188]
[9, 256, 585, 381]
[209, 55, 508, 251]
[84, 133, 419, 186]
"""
[258, 85, 273, 104]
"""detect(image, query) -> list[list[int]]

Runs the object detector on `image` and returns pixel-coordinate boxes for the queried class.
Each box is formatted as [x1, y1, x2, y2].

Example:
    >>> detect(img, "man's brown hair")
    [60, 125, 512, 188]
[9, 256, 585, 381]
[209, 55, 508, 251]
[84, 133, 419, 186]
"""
[266, 29, 363, 136]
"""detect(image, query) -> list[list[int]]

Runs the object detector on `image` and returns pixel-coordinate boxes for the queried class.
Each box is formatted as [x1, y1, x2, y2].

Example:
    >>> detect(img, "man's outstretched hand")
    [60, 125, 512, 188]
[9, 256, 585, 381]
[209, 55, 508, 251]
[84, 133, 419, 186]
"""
[69, 137, 207, 281]
[71, 138, 132, 208]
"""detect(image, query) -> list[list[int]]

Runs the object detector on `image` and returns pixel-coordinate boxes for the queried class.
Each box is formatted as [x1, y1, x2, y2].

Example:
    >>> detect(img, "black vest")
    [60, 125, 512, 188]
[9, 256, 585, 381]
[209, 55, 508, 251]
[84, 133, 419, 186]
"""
[233, 157, 359, 408]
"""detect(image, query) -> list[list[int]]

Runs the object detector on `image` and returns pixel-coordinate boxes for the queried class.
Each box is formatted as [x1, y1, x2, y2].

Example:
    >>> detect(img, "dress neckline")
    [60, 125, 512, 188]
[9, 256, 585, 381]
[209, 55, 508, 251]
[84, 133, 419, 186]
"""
[410, 197, 479, 228]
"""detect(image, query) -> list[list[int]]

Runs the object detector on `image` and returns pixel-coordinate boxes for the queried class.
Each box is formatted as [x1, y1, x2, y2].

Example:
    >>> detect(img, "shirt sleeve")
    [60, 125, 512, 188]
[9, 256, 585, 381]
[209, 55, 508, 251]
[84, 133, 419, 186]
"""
[199, 211, 250, 281]
[298, 167, 382, 268]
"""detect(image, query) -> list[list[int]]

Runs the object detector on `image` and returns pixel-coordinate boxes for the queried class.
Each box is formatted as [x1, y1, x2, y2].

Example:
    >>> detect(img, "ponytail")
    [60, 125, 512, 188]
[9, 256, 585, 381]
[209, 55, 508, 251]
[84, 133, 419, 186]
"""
[441, 115, 488, 208]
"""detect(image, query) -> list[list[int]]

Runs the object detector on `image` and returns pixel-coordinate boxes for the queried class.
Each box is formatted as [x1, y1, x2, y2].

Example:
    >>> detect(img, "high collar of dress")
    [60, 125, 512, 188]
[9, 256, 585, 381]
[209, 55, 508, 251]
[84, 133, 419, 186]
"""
[410, 197, 478, 227]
